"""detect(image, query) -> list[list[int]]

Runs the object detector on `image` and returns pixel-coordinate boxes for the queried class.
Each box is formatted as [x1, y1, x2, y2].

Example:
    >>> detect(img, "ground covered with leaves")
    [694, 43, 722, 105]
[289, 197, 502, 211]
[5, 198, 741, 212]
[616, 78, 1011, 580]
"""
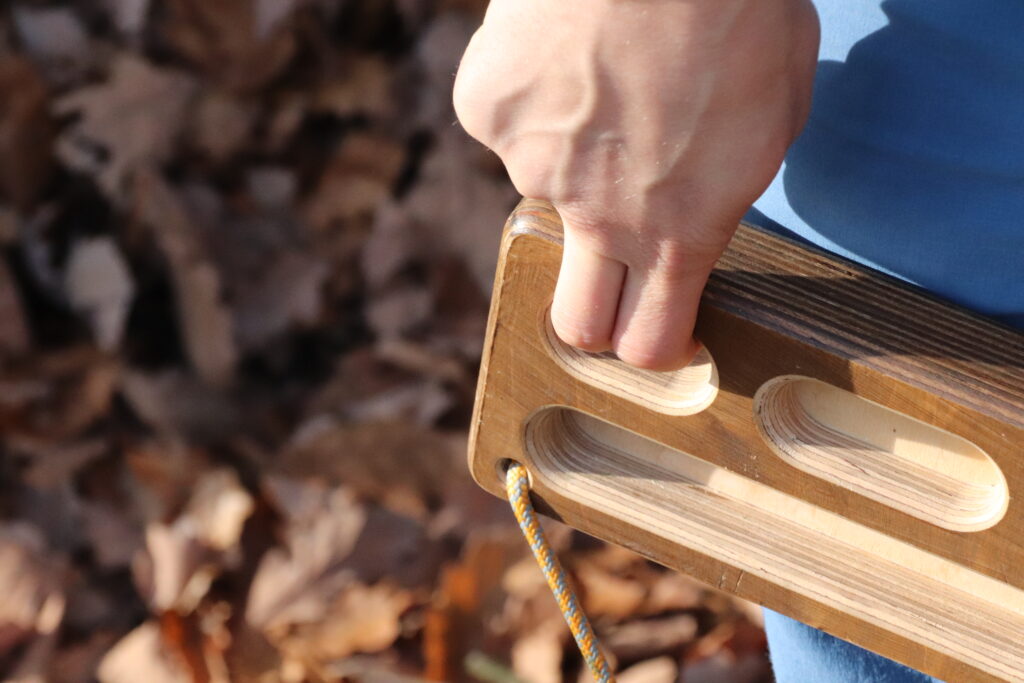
[0, 2, 772, 682]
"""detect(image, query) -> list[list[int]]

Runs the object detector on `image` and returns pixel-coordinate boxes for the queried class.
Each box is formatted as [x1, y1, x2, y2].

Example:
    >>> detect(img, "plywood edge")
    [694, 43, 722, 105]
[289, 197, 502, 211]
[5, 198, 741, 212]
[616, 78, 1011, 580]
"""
[502, 199, 1024, 428]
[467, 202, 564, 496]
[525, 408, 1024, 683]
[712, 225, 1024, 429]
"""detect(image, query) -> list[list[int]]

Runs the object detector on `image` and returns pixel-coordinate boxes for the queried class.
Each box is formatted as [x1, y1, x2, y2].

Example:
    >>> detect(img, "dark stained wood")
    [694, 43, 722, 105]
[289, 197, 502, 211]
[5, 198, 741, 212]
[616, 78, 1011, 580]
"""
[469, 199, 1024, 683]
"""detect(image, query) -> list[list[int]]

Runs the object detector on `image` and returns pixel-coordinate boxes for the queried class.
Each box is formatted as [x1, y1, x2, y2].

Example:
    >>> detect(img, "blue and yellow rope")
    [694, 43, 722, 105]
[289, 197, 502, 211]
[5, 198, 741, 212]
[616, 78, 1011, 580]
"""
[505, 461, 615, 683]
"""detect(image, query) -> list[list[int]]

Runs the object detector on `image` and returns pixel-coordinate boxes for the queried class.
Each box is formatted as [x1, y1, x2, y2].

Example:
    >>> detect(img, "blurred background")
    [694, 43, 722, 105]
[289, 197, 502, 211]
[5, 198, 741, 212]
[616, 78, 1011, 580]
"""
[0, 2, 770, 681]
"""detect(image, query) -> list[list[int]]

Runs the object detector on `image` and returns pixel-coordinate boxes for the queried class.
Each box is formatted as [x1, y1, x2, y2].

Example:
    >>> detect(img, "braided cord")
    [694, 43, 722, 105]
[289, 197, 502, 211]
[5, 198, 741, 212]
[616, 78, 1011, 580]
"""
[505, 462, 615, 683]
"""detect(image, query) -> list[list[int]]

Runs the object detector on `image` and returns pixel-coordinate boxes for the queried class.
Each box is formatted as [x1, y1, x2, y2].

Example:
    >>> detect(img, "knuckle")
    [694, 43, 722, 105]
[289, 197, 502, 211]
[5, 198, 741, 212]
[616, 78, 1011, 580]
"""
[551, 313, 609, 353]
[614, 338, 689, 372]
[452, 77, 492, 142]
[506, 166, 551, 201]
[452, 57, 501, 143]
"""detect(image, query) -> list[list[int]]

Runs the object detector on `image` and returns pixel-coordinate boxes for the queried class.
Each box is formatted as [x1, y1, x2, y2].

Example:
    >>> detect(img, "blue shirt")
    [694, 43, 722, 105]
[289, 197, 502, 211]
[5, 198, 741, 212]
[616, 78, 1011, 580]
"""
[751, 0, 1024, 328]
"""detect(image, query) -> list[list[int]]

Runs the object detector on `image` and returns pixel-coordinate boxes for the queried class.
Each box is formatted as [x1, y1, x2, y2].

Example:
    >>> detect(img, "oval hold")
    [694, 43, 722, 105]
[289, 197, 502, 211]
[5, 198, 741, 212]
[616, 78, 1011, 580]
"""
[543, 314, 718, 416]
[754, 375, 1009, 532]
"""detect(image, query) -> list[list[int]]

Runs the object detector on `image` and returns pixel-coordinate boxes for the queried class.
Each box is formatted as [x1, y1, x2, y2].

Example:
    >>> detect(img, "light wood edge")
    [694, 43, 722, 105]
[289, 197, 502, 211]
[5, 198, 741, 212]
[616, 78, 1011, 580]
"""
[526, 408, 1024, 683]
[466, 199, 1024, 682]
[753, 375, 1010, 532]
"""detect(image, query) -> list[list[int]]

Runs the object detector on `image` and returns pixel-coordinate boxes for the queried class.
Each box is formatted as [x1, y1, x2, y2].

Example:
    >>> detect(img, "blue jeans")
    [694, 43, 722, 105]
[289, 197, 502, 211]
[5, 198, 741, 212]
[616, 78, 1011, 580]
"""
[764, 611, 941, 683]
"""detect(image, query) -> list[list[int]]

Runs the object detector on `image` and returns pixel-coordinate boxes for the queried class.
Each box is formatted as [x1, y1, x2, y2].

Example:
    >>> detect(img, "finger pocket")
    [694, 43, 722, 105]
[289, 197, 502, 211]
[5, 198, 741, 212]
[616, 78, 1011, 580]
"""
[550, 230, 626, 353]
[612, 264, 711, 370]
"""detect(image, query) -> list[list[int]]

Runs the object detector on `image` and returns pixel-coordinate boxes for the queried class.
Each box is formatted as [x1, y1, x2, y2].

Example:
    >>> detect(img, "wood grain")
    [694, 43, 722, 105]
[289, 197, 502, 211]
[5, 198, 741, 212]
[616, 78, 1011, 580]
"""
[468, 199, 1024, 682]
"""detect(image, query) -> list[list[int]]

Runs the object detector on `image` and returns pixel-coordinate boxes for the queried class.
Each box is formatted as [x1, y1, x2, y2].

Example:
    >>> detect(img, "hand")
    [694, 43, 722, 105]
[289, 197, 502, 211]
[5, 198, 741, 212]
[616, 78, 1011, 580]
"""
[454, 0, 819, 369]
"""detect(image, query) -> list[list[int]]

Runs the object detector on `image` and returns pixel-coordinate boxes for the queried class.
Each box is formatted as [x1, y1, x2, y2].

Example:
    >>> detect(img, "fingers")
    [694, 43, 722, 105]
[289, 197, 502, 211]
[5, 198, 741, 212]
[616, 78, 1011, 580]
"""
[551, 219, 717, 370]
[550, 227, 627, 353]
[611, 251, 716, 371]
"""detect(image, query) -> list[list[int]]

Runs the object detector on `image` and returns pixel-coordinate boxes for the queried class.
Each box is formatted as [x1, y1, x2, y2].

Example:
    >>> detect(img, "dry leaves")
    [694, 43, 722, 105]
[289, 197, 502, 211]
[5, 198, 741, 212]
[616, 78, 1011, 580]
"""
[0, 57, 55, 209]
[64, 237, 135, 350]
[0, 3, 771, 682]
[97, 622, 189, 683]
[56, 55, 197, 201]
[134, 169, 238, 387]
[0, 525, 65, 653]
[163, 0, 302, 92]
[0, 258, 30, 357]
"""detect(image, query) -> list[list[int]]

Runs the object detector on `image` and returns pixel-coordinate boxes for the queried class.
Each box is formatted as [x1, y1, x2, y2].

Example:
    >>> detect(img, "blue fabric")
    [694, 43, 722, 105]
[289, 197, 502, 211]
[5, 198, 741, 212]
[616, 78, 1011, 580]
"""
[764, 611, 939, 683]
[752, 0, 1024, 329]
[748, 1, 1024, 681]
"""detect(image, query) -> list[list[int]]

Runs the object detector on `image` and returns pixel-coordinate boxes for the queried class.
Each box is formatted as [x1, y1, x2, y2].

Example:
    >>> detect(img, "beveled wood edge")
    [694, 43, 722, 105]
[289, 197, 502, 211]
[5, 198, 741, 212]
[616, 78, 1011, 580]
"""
[499, 199, 1024, 426]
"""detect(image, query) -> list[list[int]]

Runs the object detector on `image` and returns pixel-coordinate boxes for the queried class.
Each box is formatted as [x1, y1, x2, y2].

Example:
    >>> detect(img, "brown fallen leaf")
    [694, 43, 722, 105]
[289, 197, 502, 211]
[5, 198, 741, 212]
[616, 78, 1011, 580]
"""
[56, 55, 197, 202]
[97, 621, 190, 683]
[231, 247, 327, 350]
[171, 179, 328, 353]
[0, 57, 55, 209]
[0, 205, 17, 244]
[188, 89, 259, 163]
[332, 656, 434, 683]
[344, 506, 444, 588]
[0, 523, 66, 657]
[511, 617, 564, 683]
[361, 200, 418, 291]
[183, 468, 256, 551]
[159, 609, 232, 683]
[13, 437, 109, 490]
[276, 581, 414, 662]
[134, 520, 218, 614]
[80, 501, 145, 570]
[425, 257, 491, 360]
[603, 614, 699, 664]
[681, 620, 772, 683]
[304, 348, 438, 422]
[64, 236, 135, 351]
[246, 484, 366, 633]
[163, 0, 302, 92]
[373, 338, 468, 385]
[616, 657, 678, 683]
[5, 630, 60, 683]
[134, 169, 237, 387]
[574, 562, 647, 622]
[246, 166, 297, 210]
[48, 630, 121, 683]
[102, 0, 151, 37]
[424, 529, 525, 682]
[312, 55, 397, 121]
[401, 127, 518, 295]
[680, 650, 769, 683]
[12, 6, 92, 84]
[304, 131, 406, 234]
[365, 283, 434, 341]
[279, 418, 463, 518]
[0, 349, 118, 443]
[411, 13, 479, 129]
[122, 440, 210, 524]
[118, 368, 239, 441]
[642, 573, 704, 616]
[133, 468, 253, 612]
[0, 256, 31, 358]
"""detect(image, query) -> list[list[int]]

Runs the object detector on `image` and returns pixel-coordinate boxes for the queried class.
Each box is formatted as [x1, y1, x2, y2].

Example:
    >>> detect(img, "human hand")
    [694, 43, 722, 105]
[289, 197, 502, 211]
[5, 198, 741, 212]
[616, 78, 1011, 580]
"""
[454, 0, 819, 369]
